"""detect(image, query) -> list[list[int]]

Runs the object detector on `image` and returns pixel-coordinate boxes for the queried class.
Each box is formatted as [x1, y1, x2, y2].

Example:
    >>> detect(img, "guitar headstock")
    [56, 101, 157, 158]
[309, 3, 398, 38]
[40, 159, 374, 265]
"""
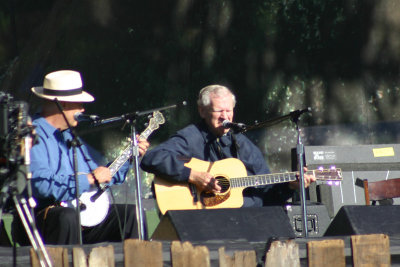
[313, 166, 343, 185]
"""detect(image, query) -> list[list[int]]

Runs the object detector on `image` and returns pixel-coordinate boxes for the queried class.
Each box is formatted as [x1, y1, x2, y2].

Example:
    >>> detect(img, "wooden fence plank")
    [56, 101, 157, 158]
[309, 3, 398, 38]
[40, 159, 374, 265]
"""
[30, 247, 67, 267]
[88, 245, 114, 267]
[265, 240, 299, 267]
[171, 241, 210, 267]
[351, 234, 390, 267]
[72, 247, 87, 267]
[123, 239, 163, 267]
[219, 247, 256, 267]
[307, 239, 345, 267]
[219, 247, 234, 267]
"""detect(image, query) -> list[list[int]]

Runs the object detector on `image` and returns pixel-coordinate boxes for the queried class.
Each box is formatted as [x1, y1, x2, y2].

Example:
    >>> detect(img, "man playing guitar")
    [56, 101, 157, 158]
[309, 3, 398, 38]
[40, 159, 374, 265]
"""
[141, 84, 316, 211]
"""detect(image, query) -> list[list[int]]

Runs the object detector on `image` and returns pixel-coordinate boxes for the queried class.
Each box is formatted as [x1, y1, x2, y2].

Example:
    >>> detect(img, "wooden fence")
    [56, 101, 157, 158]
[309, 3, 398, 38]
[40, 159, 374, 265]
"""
[30, 234, 391, 267]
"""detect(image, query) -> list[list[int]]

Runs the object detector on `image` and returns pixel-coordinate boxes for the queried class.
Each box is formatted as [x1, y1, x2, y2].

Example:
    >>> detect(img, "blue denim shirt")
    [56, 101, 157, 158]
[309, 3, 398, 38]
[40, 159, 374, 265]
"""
[30, 116, 129, 208]
[141, 121, 293, 207]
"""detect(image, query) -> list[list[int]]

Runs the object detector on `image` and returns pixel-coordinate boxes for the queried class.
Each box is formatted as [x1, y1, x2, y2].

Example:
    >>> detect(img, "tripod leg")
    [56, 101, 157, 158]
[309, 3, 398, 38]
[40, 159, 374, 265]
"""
[13, 195, 53, 267]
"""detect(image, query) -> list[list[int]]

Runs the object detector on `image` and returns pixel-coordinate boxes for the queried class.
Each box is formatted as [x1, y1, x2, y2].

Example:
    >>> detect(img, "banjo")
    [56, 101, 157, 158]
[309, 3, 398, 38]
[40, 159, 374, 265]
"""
[64, 111, 165, 227]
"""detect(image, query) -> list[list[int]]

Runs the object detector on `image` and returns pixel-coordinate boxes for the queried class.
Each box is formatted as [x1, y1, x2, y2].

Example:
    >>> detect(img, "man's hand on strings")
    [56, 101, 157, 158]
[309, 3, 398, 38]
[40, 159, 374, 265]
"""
[289, 167, 316, 190]
[87, 166, 112, 185]
[137, 135, 150, 156]
[189, 169, 221, 193]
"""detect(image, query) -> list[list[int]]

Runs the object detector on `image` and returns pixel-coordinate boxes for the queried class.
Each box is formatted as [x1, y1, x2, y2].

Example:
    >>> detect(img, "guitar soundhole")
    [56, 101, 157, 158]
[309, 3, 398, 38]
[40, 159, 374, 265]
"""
[216, 176, 230, 193]
[200, 176, 231, 207]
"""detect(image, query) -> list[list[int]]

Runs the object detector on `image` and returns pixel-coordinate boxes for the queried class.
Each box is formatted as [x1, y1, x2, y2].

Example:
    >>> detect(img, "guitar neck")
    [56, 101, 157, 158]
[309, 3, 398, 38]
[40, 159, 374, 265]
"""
[230, 171, 307, 189]
[108, 131, 150, 177]
[108, 145, 132, 177]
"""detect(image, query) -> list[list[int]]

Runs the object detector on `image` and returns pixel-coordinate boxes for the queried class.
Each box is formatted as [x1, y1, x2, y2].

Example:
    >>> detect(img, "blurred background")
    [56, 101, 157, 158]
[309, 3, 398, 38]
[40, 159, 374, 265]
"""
[1, 0, 400, 204]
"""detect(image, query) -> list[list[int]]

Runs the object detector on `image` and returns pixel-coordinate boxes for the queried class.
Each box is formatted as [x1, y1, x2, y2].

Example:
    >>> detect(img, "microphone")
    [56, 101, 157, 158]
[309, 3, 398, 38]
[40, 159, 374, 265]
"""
[289, 107, 312, 118]
[290, 107, 311, 115]
[222, 120, 247, 132]
[74, 112, 100, 122]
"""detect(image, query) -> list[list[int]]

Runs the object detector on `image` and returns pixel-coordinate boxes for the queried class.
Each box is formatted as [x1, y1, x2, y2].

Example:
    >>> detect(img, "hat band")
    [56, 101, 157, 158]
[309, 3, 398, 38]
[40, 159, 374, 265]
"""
[43, 87, 83, 96]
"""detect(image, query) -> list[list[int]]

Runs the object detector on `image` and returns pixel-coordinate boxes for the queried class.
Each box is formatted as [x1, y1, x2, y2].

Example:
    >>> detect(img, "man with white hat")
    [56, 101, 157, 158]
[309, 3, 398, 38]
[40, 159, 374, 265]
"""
[13, 70, 149, 245]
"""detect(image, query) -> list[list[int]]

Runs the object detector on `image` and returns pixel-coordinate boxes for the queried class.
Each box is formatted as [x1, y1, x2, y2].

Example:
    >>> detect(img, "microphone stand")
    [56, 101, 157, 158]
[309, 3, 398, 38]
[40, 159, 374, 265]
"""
[92, 101, 187, 128]
[128, 119, 147, 240]
[291, 114, 308, 238]
[113, 112, 147, 240]
[53, 99, 88, 245]
[245, 107, 311, 132]
[114, 102, 185, 240]
[246, 107, 311, 238]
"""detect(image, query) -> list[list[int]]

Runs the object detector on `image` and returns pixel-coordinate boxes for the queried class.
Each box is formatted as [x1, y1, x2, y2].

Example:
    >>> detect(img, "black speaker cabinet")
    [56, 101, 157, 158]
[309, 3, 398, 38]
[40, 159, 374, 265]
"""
[151, 207, 296, 242]
[285, 203, 331, 237]
[324, 205, 400, 237]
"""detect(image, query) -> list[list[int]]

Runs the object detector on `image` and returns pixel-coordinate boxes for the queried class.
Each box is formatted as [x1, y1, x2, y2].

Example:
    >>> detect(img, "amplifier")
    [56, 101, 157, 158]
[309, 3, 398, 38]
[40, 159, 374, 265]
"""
[300, 144, 400, 218]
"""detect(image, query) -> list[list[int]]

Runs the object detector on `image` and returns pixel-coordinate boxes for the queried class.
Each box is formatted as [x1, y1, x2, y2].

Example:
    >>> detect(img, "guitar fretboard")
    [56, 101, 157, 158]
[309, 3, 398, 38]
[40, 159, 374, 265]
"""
[230, 172, 300, 188]
[109, 146, 133, 176]
[108, 131, 152, 176]
[108, 111, 165, 177]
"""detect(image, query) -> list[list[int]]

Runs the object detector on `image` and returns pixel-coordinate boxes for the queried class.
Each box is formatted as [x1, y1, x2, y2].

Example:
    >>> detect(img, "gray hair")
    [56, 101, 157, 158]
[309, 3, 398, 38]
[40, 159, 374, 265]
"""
[197, 84, 236, 107]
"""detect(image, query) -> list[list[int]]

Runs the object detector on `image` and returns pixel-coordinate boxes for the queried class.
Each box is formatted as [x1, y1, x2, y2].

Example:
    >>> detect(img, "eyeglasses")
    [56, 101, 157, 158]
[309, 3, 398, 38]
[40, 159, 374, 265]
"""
[210, 109, 233, 114]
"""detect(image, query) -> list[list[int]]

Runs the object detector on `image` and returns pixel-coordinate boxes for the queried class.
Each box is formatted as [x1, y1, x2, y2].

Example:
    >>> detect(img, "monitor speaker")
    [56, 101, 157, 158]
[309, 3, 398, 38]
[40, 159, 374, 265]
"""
[151, 207, 296, 242]
[324, 205, 400, 237]
[285, 203, 331, 237]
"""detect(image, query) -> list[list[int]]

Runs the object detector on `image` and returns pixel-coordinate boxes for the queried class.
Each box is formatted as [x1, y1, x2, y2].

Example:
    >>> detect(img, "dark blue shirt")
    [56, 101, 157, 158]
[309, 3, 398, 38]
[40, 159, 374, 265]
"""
[141, 121, 293, 207]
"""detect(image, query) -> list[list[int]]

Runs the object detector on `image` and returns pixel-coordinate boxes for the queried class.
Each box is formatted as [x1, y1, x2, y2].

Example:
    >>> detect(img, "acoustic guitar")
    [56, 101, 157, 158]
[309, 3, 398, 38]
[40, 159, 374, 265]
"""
[154, 157, 342, 214]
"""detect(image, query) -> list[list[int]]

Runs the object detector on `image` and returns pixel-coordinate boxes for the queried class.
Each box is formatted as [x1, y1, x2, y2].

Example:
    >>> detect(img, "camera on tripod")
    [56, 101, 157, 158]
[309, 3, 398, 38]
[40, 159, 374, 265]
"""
[0, 92, 52, 266]
[0, 91, 34, 197]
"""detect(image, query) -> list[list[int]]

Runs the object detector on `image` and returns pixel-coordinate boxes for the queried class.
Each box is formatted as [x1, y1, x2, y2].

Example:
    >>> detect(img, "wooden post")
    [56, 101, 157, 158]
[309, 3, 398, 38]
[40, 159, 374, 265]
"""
[123, 239, 163, 267]
[219, 247, 256, 267]
[171, 241, 210, 267]
[30, 247, 67, 267]
[88, 245, 114, 267]
[265, 240, 300, 267]
[72, 247, 87, 267]
[351, 234, 390, 267]
[307, 239, 345, 267]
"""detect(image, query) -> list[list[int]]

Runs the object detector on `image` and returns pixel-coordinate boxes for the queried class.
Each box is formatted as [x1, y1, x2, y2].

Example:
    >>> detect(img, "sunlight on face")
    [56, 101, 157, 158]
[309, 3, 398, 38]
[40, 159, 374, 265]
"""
[199, 92, 234, 136]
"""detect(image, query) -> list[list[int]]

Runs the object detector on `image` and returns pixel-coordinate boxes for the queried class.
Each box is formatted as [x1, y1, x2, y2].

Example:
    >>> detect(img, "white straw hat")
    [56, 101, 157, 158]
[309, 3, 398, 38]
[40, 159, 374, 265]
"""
[31, 70, 94, 102]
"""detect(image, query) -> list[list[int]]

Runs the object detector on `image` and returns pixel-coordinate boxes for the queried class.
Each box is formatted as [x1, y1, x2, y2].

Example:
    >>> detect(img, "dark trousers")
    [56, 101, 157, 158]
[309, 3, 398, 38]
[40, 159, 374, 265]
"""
[13, 204, 138, 245]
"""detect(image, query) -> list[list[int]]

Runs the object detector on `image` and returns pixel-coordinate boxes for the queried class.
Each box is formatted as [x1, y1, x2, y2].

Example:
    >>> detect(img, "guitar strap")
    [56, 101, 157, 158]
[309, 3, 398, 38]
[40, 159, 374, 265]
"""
[212, 131, 240, 160]
[231, 133, 240, 159]
[213, 138, 226, 159]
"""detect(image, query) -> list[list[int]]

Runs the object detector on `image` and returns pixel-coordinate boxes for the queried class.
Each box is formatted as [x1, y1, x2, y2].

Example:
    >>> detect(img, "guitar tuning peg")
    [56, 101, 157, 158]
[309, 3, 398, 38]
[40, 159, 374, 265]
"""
[144, 122, 149, 127]
[325, 180, 341, 186]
